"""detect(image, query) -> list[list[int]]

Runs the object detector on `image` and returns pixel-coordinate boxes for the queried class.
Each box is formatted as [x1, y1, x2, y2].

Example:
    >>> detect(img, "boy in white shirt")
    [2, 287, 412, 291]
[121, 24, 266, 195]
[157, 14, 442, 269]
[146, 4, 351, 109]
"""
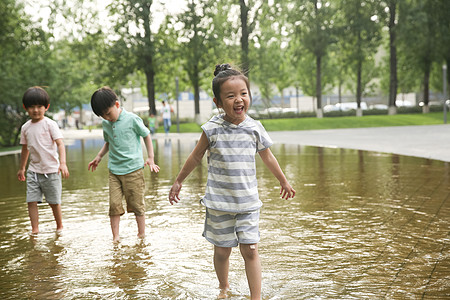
[17, 86, 70, 234]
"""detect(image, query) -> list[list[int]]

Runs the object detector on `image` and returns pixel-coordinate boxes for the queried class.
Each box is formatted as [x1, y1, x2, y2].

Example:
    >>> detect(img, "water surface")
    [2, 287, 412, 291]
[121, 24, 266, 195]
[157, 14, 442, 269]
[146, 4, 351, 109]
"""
[0, 137, 449, 299]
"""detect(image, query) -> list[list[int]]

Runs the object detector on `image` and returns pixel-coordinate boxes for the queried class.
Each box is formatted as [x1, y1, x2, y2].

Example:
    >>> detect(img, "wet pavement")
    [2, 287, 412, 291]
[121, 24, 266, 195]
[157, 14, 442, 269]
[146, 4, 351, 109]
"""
[1, 125, 449, 298]
[269, 124, 450, 163]
[54, 125, 450, 298]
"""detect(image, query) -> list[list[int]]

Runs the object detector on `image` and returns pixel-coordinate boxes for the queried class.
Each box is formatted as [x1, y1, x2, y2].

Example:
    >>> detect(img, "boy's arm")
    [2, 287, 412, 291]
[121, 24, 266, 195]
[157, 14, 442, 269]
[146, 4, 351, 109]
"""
[258, 148, 296, 200]
[88, 142, 109, 172]
[55, 138, 69, 179]
[17, 144, 29, 181]
[143, 134, 160, 173]
[169, 131, 209, 205]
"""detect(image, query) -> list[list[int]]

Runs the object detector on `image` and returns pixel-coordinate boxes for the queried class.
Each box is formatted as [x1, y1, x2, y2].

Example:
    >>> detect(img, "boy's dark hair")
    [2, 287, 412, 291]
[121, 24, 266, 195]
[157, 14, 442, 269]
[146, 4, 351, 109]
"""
[91, 86, 118, 116]
[212, 64, 252, 106]
[22, 86, 50, 108]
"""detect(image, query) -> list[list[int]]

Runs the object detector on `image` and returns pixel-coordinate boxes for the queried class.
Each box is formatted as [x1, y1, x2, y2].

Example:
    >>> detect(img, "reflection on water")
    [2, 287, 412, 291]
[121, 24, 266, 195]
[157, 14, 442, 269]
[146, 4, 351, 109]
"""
[0, 137, 449, 299]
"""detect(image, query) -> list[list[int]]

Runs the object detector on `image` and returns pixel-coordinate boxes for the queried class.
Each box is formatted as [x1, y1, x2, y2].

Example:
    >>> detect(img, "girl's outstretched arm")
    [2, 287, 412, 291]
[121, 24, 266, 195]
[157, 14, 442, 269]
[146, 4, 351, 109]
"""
[258, 148, 296, 199]
[169, 131, 209, 205]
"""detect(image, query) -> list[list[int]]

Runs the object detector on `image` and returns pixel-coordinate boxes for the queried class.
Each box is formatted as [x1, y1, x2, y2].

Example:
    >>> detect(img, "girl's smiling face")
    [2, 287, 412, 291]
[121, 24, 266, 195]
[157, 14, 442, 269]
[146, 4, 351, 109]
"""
[214, 77, 251, 125]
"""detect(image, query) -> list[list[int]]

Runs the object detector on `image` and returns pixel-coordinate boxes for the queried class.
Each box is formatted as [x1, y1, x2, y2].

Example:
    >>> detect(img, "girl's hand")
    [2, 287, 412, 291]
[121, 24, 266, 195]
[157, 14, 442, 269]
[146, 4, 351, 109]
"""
[169, 181, 182, 205]
[280, 182, 296, 200]
[144, 158, 160, 173]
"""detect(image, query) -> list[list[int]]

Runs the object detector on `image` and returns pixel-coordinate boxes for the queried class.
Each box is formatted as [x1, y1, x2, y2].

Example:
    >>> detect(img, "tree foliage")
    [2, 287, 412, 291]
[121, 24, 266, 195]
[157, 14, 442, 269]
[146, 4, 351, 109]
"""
[1, 0, 449, 147]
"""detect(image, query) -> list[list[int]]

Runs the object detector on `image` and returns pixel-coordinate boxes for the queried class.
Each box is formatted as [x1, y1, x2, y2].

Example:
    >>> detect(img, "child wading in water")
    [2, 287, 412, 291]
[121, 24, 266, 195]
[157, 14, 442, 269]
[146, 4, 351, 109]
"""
[88, 87, 160, 242]
[17, 86, 70, 234]
[168, 64, 296, 299]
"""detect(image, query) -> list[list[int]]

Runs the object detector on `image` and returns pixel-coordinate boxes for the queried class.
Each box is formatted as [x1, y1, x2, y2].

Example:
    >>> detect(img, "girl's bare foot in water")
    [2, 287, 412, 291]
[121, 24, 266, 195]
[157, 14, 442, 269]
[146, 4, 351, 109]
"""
[217, 288, 230, 299]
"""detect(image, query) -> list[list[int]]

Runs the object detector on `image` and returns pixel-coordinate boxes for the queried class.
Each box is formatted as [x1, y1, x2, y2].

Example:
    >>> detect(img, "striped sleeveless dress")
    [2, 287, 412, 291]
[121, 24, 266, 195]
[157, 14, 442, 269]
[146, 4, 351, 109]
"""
[200, 114, 273, 213]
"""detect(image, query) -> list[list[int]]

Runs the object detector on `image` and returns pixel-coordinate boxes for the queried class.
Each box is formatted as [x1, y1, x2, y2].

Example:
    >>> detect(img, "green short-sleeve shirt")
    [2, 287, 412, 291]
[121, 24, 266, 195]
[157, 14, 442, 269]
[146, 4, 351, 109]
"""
[102, 108, 150, 175]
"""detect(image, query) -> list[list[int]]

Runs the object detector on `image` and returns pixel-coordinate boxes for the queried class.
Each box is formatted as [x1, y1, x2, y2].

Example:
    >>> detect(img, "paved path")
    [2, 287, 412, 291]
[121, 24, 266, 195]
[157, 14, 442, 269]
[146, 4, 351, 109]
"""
[158, 124, 450, 162]
[3, 124, 450, 162]
[268, 124, 450, 162]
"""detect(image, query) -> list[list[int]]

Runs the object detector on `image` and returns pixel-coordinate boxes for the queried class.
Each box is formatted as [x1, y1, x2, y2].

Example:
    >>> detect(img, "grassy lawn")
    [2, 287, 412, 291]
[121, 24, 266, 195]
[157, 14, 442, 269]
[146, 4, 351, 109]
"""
[161, 111, 446, 133]
[0, 146, 21, 152]
[260, 112, 445, 131]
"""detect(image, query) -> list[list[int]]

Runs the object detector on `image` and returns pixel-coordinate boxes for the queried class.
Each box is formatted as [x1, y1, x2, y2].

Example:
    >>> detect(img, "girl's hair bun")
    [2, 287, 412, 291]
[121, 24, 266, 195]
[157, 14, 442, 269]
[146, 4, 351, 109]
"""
[214, 64, 232, 76]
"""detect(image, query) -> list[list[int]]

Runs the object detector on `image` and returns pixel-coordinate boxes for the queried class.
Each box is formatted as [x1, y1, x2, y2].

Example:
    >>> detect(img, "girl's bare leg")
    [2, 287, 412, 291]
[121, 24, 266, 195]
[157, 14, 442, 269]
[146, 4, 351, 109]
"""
[110, 215, 120, 242]
[135, 215, 145, 238]
[214, 246, 232, 297]
[49, 203, 63, 231]
[27, 202, 39, 234]
[240, 243, 261, 300]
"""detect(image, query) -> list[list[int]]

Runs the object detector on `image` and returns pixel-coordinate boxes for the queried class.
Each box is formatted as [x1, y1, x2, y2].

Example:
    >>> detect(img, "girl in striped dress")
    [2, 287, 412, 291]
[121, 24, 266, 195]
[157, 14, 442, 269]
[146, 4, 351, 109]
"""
[169, 64, 296, 299]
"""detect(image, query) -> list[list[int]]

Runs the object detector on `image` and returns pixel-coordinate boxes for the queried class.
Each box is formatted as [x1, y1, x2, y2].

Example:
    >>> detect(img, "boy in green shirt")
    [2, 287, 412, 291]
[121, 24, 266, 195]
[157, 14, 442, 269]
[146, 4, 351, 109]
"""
[88, 86, 160, 243]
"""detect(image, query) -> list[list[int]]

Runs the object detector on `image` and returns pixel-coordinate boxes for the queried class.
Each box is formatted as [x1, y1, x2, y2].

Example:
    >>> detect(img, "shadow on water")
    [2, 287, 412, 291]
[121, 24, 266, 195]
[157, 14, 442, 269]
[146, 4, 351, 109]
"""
[0, 137, 449, 299]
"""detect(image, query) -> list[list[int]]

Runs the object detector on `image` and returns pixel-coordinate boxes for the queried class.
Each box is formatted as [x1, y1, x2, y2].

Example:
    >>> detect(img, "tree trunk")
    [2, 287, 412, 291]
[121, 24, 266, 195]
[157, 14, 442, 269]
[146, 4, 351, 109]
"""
[422, 63, 430, 113]
[388, 0, 398, 115]
[356, 59, 362, 113]
[141, 1, 156, 116]
[316, 55, 322, 114]
[193, 64, 200, 123]
[145, 64, 156, 116]
[240, 0, 250, 79]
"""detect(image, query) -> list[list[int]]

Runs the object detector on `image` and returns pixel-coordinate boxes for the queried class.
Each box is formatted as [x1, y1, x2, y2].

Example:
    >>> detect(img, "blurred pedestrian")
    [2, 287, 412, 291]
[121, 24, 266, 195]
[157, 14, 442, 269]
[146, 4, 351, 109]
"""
[161, 100, 173, 135]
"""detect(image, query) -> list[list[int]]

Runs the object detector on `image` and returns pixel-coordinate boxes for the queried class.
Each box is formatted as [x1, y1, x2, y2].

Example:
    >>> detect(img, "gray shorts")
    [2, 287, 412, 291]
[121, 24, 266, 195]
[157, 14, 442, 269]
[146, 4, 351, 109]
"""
[26, 170, 62, 205]
[203, 207, 260, 247]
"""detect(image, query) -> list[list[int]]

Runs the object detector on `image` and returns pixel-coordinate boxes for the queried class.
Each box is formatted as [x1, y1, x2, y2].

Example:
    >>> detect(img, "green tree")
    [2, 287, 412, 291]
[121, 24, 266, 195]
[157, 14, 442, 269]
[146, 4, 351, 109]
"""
[152, 16, 188, 104]
[338, 0, 383, 116]
[0, 0, 54, 146]
[176, 0, 227, 123]
[251, 1, 291, 111]
[430, 0, 450, 100]
[386, 0, 398, 114]
[108, 0, 159, 115]
[238, 0, 264, 79]
[291, 0, 337, 117]
[398, 0, 442, 112]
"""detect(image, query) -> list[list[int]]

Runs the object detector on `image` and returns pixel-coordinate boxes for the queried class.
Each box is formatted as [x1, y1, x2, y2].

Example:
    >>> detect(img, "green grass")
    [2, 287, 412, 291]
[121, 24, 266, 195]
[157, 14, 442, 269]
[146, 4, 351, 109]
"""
[155, 122, 202, 133]
[260, 112, 445, 131]
[161, 112, 446, 133]
[0, 145, 21, 153]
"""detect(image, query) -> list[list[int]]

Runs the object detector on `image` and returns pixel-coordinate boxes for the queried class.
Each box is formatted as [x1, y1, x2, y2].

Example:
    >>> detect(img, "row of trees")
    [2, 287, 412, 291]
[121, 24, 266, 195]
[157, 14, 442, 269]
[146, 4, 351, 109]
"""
[1, 0, 449, 146]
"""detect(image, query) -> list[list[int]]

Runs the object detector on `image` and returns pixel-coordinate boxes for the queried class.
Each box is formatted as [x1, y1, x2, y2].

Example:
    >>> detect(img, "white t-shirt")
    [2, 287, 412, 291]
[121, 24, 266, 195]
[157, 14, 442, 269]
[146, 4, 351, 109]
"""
[20, 117, 63, 174]
[162, 104, 171, 119]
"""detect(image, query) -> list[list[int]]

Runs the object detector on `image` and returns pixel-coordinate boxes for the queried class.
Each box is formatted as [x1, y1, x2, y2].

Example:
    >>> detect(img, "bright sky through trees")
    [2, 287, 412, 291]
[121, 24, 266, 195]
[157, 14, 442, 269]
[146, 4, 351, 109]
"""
[24, 0, 188, 40]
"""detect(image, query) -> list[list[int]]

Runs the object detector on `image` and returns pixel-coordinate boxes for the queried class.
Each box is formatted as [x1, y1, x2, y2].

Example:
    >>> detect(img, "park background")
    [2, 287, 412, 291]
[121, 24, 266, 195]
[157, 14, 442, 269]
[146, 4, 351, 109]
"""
[1, 0, 449, 143]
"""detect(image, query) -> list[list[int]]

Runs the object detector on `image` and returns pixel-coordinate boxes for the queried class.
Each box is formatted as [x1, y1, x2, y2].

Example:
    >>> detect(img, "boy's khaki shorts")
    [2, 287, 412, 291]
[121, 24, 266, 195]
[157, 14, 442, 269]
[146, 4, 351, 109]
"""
[109, 169, 145, 216]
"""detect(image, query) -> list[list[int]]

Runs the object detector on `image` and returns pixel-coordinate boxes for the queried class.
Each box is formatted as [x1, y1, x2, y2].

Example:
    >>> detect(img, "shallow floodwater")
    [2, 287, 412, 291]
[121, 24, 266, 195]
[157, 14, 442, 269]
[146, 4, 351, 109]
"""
[0, 137, 449, 299]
